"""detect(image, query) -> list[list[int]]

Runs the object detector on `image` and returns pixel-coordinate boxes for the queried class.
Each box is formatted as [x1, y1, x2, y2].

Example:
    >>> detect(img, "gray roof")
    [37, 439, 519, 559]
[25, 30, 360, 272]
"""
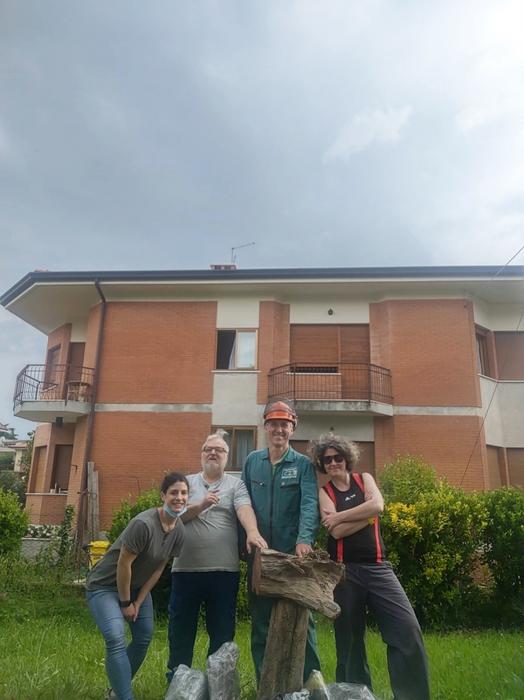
[2, 265, 523, 307]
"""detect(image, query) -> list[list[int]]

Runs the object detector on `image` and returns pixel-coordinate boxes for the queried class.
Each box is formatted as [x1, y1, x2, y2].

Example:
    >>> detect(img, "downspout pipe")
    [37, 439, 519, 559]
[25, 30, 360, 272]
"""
[76, 279, 107, 546]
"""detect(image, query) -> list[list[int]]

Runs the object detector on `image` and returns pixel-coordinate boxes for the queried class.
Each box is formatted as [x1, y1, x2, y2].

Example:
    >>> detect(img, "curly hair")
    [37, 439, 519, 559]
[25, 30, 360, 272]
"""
[309, 433, 360, 474]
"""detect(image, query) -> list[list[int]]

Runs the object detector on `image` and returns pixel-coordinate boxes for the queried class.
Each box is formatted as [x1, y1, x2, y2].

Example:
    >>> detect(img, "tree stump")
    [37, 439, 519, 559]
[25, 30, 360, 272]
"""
[252, 549, 344, 700]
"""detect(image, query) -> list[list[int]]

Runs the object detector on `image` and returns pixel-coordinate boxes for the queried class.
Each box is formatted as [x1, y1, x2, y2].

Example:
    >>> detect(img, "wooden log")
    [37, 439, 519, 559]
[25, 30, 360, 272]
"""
[252, 549, 344, 619]
[257, 598, 309, 700]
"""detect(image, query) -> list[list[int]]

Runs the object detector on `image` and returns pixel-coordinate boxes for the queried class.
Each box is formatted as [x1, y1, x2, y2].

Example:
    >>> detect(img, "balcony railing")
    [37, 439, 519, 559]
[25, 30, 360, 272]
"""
[14, 364, 95, 410]
[268, 362, 393, 404]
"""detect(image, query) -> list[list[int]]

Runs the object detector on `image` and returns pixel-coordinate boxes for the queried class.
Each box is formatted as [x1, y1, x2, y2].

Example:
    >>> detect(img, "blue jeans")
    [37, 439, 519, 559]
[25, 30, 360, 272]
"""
[86, 589, 154, 700]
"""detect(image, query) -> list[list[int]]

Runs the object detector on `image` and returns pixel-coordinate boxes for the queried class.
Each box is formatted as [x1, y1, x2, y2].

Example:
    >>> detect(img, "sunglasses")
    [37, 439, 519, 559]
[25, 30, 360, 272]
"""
[202, 446, 228, 455]
[322, 454, 345, 466]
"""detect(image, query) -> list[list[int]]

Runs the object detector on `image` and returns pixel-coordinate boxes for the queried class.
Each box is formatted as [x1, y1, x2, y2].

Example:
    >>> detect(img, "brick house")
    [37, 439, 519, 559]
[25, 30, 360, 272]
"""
[2, 266, 523, 529]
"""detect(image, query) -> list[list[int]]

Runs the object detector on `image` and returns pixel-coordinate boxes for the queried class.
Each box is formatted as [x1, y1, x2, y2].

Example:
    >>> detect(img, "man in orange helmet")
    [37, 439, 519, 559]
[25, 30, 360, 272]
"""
[242, 400, 321, 683]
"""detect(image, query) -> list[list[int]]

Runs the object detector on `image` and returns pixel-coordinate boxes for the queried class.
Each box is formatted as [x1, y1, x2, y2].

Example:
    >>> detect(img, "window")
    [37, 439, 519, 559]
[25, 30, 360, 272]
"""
[50, 445, 73, 493]
[45, 345, 61, 385]
[475, 328, 491, 377]
[216, 330, 257, 369]
[214, 427, 256, 470]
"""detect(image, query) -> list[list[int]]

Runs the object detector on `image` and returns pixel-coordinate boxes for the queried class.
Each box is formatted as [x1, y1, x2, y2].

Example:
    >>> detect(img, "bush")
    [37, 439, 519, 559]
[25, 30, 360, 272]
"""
[481, 487, 524, 597]
[0, 488, 28, 556]
[381, 485, 488, 627]
[26, 523, 60, 539]
[0, 452, 15, 469]
[379, 455, 439, 505]
[108, 488, 161, 543]
[0, 470, 26, 506]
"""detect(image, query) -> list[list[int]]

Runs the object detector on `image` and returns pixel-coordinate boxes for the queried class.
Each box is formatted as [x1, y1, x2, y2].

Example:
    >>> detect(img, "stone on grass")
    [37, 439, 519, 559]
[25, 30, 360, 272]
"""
[206, 642, 240, 700]
[325, 683, 378, 700]
[165, 664, 208, 700]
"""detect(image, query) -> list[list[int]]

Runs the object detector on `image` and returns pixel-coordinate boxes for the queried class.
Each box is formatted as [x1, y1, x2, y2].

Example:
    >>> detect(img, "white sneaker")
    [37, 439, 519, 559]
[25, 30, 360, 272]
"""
[104, 689, 117, 700]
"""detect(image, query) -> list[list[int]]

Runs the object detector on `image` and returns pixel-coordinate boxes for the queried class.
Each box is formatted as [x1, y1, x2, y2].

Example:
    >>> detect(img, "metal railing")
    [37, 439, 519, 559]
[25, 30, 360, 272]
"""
[268, 362, 393, 404]
[14, 364, 95, 410]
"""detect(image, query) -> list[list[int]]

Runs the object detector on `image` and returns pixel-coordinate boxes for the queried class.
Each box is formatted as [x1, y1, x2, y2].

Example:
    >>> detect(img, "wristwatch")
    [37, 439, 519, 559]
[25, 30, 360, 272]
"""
[119, 599, 132, 608]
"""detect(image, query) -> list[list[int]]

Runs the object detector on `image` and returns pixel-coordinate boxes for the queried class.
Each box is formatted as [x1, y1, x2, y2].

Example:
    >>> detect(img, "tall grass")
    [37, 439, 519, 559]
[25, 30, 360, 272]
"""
[1, 558, 523, 699]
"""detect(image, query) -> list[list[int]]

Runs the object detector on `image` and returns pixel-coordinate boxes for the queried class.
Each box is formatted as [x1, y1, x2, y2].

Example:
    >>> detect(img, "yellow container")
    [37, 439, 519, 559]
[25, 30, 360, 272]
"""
[88, 540, 110, 568]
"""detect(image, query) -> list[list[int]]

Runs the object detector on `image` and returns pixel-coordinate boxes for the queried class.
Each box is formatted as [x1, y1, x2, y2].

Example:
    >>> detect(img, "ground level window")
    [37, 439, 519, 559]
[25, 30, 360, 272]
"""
[216, 330, 257, 369]
[213, 426, 256, 470]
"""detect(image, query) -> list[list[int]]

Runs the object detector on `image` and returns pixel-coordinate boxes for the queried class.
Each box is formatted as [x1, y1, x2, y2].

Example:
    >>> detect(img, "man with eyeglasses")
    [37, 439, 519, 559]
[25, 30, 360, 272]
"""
[167, 431, 266, 680]
[242, 401, 321, 684]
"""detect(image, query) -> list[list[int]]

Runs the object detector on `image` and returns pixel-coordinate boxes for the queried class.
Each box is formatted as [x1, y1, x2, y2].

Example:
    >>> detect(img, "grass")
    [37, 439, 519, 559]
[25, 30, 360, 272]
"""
[1, 572, 523, 699]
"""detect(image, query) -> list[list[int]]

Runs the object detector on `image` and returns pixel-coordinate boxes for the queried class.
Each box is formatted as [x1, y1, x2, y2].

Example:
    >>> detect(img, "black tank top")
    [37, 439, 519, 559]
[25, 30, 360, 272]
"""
[323, 474, 385, 564]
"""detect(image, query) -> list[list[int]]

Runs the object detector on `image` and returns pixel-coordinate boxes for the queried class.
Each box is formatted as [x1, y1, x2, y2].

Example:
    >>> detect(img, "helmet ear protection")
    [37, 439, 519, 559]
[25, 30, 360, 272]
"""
[263, 401, 298, 429]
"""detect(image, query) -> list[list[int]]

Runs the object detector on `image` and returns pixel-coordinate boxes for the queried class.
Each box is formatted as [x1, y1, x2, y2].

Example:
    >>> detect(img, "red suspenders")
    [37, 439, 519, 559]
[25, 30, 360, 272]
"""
[324, 481, 344, 563]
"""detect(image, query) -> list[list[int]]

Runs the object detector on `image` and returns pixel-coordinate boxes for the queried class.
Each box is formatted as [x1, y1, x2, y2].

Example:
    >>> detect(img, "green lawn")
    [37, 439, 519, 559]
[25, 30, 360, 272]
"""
[1, 583, 523, 699]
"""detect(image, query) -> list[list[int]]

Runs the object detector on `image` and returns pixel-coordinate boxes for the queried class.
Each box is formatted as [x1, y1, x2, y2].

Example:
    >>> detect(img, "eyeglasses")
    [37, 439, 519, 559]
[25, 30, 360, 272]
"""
[322, 454, 345, 466]
[202, 446, 228, 455]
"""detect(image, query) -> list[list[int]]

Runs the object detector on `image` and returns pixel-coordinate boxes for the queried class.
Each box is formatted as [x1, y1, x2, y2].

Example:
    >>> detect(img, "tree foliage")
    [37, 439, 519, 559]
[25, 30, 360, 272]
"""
[0, 488, 28, 556]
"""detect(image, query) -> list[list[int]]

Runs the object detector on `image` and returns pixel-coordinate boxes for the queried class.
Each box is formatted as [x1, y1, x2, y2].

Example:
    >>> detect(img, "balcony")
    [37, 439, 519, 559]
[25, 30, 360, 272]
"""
[14, 364, 94, 423]
[268, 362, 393, 416]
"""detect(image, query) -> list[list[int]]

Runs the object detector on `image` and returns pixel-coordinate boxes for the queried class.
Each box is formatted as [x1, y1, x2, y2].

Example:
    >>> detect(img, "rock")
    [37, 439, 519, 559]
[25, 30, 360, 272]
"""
[326, 682, 379, 699]
[165, 664, 208, 700]
[206, 642, 240, 700]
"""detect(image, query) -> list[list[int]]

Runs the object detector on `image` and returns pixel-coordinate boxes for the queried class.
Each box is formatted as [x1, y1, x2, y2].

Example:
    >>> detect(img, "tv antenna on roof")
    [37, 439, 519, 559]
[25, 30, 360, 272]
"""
[231, 241, 255, 265]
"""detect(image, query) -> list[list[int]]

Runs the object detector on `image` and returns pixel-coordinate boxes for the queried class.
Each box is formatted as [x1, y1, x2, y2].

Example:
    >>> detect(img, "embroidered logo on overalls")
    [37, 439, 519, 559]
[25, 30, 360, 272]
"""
[281, 467, 298, 480]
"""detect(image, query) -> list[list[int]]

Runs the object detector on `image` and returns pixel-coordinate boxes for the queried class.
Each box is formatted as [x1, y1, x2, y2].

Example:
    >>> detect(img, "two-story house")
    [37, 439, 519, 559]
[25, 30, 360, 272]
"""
[2, 265, 523, 529]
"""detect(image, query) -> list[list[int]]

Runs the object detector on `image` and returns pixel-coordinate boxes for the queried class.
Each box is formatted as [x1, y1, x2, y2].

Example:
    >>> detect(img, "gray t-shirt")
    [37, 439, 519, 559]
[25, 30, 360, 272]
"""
[87, 508, 185, 591]
[172, 472, 251, 573]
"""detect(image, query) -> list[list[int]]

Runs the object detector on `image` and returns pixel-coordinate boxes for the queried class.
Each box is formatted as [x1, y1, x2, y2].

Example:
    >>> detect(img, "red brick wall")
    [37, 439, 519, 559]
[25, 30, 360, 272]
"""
[90, 412, 212, 527]
[374, 414, 487, 490]
[370, 299, 480, 407]
[96, 302, 217, 404]
[258, 301, 290, 403]
[66, 416, 89, 510]
[84, 303, 102, 369]
[25, 494, 67, 525]
[46, 324, 72, 364]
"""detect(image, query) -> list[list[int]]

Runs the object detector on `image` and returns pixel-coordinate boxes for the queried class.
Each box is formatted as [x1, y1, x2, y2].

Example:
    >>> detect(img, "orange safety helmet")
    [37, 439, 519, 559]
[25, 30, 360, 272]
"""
[263, 400, 298, 428]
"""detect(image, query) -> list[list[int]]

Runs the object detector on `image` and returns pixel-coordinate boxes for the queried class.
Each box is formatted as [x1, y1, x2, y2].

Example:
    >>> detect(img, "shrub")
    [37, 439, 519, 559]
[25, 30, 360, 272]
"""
[0, 488, 28, 556]
[26, 523, 60, 539]
[379, 455, 439, 505]
[381, 485, 487, 627]
[108, 488, 161, 542]
[481, 487, 524, 597]
[0, 452, 15, 469]
[0, 470, 26, 506]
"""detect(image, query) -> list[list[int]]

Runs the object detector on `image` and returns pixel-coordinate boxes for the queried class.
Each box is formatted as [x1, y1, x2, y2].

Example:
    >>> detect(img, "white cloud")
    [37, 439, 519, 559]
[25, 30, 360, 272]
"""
[323, 106, 413, 162]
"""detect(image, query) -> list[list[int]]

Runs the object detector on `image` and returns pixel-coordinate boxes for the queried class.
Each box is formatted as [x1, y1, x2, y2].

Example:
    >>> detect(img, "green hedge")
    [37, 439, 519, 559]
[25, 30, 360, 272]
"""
[379, 456, 524, 628]
[0, 488, 28, 556]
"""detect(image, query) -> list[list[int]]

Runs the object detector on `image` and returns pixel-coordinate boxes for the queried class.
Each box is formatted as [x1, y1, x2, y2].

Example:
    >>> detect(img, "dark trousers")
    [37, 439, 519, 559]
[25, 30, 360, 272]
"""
[334, 562, 430, 700]
[167, 570, 240, 673]
[248, 588, 321, 684]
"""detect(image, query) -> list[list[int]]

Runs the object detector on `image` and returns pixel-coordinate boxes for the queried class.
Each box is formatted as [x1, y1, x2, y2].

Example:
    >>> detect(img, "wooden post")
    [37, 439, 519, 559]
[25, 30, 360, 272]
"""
[86, 462, 99, 540]
[253, 549, 344, 700]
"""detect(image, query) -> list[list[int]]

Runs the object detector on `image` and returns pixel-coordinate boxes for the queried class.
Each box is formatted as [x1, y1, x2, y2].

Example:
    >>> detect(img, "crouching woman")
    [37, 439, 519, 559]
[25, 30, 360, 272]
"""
[86, 472, 188, 700]
[311, 435, 430, 700]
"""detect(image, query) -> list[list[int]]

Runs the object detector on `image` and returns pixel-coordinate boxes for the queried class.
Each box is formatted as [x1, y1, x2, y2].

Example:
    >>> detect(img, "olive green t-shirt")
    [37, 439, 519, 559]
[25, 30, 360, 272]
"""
[86, 508, 185, 591]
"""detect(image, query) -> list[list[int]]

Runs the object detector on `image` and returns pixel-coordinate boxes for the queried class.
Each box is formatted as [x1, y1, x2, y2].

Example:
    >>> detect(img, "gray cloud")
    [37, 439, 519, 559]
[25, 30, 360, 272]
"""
[1, 0, 523, 432]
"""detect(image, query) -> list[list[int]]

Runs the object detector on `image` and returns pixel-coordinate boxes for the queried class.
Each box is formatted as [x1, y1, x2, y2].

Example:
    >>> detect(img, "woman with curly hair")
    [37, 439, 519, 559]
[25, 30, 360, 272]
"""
[311, 434, 430, 700]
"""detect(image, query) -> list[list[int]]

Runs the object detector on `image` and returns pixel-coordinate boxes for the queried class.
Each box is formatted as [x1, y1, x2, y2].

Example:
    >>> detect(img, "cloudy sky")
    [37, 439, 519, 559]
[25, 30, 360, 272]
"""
[1, 0, 523, 436]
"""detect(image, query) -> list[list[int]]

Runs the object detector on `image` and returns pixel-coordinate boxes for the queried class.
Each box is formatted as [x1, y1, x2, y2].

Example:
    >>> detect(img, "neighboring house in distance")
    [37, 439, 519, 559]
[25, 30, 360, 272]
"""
[0, 443, 27, 471]
[1, 266, 523, 527]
